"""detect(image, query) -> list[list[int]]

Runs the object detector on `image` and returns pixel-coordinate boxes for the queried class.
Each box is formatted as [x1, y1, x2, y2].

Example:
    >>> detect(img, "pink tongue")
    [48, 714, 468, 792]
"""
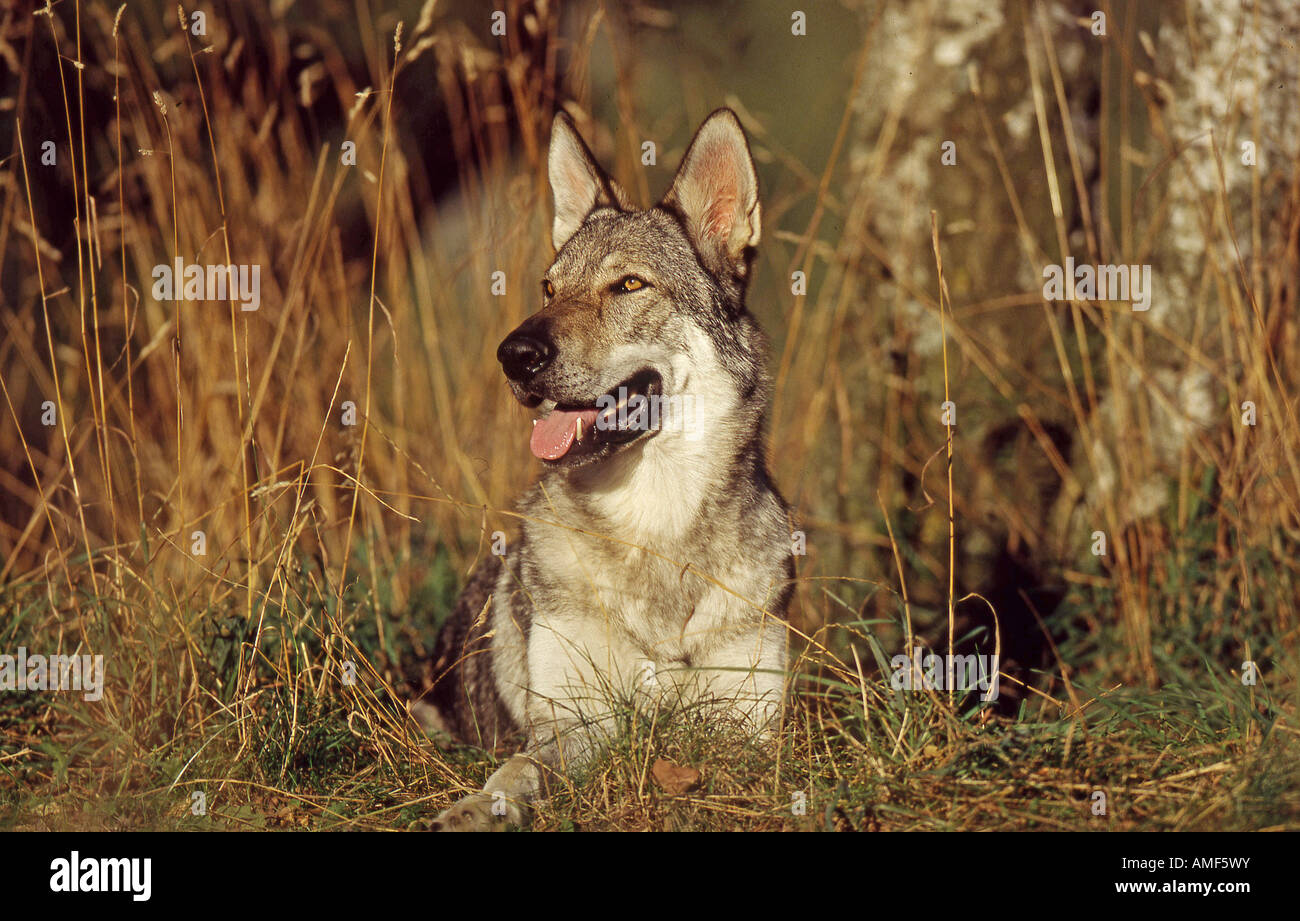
[530, 407, 600, 460]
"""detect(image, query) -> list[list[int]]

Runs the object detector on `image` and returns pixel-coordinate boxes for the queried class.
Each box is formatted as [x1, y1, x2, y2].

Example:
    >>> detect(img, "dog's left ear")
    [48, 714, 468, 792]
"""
[661, 109, 761, 280]
[549, 112, 629, 252]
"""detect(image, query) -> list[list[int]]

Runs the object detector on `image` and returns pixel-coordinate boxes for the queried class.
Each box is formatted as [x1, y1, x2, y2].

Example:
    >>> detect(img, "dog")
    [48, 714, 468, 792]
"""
[418, 108, 794, 830]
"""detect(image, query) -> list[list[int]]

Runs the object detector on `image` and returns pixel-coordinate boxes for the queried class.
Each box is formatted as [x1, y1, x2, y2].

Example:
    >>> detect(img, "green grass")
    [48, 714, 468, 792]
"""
[2, 527, 1295, 833]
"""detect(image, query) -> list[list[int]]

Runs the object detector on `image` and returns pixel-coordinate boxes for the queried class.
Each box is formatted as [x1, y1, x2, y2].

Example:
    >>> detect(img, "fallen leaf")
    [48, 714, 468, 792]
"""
[652, 758, 701, 795]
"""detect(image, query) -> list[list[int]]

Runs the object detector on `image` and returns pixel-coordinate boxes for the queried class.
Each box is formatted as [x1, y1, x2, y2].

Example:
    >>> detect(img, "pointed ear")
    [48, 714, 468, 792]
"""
[548, 112, 628, 251]
[661, 108, 761, 277]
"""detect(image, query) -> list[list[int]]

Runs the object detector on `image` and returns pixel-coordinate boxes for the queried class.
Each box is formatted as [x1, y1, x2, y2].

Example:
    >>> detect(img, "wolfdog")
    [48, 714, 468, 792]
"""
[419, 108, 794, 830]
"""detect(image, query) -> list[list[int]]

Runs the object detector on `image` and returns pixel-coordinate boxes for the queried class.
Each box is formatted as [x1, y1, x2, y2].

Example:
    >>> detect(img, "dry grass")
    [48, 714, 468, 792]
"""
[0, 0, 1297, 831]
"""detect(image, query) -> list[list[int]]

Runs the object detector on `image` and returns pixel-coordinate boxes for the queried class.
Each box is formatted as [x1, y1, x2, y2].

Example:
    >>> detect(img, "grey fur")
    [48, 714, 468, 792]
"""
[424, 109, 793, 831]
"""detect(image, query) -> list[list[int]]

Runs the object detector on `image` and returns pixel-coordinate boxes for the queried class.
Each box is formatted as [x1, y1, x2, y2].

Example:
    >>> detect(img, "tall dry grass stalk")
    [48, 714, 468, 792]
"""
[0, 0, 1296, 827]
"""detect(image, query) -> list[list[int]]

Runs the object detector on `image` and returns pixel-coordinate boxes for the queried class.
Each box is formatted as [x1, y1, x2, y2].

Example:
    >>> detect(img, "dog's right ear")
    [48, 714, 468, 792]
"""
[660, 109, 761, 284]
[548, 112, 628, 251]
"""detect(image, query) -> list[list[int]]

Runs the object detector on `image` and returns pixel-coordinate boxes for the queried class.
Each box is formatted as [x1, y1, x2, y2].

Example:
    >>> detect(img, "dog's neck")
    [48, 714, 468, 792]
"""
[559, 381, 767, 551]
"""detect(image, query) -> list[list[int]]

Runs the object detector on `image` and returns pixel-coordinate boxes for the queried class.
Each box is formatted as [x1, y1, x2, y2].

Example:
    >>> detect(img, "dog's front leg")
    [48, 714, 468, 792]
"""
[429, 719, 607, 831]
[430, 751, 540, 831]
[432, 616, 629, 831]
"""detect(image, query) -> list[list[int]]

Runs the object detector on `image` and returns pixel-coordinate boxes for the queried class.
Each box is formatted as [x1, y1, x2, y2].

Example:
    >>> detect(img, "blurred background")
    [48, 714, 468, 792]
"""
[1, 0, 1297, 828]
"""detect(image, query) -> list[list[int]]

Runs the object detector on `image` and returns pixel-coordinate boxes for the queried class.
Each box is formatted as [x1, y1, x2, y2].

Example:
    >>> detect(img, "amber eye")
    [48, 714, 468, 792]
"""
[615, 276, 646, 293]
[542, 279, 555, 297]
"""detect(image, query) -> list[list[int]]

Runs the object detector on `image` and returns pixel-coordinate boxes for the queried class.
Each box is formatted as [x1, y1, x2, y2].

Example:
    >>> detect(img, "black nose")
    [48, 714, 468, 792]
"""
[497, 331, 554, 382]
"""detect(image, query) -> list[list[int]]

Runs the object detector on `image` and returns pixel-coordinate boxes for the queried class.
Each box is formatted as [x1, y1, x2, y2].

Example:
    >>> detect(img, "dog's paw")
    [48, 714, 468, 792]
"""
[430, 792, 527, 832]
[431, 794, 499, 832]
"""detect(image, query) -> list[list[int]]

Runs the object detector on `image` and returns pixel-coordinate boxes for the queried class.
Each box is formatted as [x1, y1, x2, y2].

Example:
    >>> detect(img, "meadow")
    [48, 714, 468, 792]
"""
[0, 0, 1296, 830]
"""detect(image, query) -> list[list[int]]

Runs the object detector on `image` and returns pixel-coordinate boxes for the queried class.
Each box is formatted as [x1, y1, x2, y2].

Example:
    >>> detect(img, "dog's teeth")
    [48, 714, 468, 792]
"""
[576, 418, 584, 441]
[533, 419, 539, 427]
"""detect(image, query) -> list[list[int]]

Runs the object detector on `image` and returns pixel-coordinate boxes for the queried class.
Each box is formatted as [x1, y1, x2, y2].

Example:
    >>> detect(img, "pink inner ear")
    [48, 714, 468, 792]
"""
[703, 189, 738, 240]
[695, 144, 740, 241]
[561, 159, 595, 207]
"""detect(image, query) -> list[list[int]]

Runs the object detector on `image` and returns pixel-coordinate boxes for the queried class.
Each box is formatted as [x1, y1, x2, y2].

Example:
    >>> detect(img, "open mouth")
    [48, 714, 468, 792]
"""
[527, 368, 663, 462]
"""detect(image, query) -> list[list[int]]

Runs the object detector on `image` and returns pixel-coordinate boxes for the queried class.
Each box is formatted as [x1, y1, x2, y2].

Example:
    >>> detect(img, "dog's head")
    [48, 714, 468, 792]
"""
[499, 108, 766, 469]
